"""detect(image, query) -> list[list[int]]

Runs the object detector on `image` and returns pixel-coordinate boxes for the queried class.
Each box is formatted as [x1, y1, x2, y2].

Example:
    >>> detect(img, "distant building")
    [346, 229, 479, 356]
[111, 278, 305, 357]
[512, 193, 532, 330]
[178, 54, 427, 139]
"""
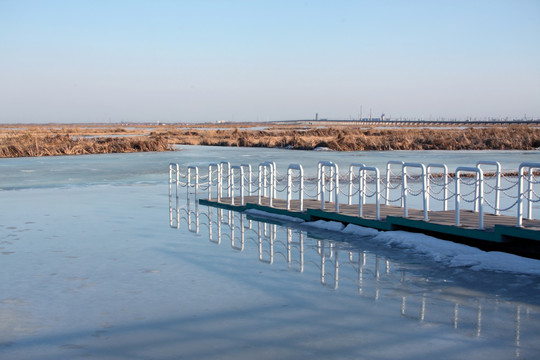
[381, 113, 386, 121]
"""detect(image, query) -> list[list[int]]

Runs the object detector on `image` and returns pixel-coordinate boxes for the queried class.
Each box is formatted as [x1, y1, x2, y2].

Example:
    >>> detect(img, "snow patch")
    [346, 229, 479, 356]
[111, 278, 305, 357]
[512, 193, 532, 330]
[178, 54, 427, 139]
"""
[303, 219, 540, 275]
[304, 220, 345, 231]
[342, 223, 380, 237]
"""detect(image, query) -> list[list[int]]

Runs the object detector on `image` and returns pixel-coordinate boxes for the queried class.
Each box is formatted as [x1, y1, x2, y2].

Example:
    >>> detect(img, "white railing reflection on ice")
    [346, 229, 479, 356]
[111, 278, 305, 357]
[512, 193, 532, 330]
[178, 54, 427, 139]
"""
[168, 199, 533, 351]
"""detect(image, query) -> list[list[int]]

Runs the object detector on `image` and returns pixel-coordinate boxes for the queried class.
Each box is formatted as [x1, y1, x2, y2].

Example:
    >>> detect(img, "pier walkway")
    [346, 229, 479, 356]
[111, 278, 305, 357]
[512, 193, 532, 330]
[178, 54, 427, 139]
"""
[169, 160, 540, 258]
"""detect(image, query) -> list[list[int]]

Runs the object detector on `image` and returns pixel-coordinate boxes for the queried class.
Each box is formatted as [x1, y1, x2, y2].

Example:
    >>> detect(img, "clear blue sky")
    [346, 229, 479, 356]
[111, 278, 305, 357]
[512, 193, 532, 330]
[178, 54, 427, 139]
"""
[1, 0, 539, 123]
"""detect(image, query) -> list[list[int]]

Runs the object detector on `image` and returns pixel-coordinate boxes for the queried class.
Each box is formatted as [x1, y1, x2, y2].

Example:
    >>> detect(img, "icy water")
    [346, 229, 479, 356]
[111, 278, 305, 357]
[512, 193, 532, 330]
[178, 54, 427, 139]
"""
[1, 146, 540, 359]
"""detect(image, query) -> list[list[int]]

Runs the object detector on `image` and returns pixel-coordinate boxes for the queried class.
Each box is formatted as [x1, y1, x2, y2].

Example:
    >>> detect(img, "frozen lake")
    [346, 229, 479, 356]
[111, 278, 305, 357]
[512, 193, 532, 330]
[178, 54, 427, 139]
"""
[1, 146, 540, 359]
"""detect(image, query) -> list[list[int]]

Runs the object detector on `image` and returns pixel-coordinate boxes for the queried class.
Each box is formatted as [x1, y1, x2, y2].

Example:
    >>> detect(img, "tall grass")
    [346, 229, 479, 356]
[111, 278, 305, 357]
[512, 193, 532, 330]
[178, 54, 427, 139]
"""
[154, 125, 540, 151]
[0, 132, 169, 158]
[2, 124, 539, 158]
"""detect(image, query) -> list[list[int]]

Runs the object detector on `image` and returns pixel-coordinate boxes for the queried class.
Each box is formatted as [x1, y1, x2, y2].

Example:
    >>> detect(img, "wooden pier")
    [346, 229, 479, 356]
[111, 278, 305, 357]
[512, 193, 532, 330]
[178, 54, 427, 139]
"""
[200, 196, 540, 259]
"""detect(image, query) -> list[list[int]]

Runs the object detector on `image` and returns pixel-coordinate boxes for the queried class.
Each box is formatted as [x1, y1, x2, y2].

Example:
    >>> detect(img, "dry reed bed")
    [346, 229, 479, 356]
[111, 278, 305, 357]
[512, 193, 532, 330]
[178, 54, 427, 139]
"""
[1, 124, 539, 158]
[155, 125, 540, 151]
[0, 132, 168, 158]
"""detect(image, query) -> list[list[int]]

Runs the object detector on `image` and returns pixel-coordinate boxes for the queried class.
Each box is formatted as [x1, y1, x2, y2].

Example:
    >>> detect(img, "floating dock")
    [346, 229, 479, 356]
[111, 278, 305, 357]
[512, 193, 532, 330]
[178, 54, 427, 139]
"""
[171, 160, 540, 259]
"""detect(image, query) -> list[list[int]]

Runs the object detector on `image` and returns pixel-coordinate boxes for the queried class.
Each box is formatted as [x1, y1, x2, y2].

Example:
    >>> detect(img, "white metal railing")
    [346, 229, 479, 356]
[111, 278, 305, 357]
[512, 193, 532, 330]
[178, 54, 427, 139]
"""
[318, 161, 340, 212]
[258, 161, 276, 207]
[517, 162, 540, 227]
[220, 161, 231, 198]
[402, 163, 428, 221]
[208, 163, 221, 201]
[348, 163, 365, 205]
[168, 160, 539, 228]
[476, 161, 501, 215]
[187, 166, 199, 199]
[359, 166, 381, 220]
[385, 160, 404, 206]
[455, 167, 484, 229]
[240, 164, 253, 196]
[230, 165, 245, 206]
[287, 164, 304, 211]
[427, 163, 448, 211]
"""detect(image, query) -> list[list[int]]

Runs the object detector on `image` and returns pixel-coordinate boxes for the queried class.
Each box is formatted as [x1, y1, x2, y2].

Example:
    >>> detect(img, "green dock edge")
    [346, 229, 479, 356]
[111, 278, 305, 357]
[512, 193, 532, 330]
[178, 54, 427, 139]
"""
[198, 199, 540, 257]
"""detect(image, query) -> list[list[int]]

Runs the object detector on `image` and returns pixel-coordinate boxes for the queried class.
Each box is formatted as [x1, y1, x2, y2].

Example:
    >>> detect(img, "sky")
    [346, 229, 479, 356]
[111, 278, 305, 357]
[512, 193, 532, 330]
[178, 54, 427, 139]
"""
[1, 0, 539, 123]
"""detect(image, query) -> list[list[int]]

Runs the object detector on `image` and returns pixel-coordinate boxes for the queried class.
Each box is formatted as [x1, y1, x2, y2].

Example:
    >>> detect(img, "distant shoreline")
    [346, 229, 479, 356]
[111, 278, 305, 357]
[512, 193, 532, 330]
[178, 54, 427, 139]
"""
[1, 123, 539, 158]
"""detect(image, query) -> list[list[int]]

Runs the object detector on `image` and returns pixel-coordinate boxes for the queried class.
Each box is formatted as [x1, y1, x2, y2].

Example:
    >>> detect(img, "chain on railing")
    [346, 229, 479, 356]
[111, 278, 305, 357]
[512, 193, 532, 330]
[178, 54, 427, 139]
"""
[427, 163, 449, 211]
[240, 164, 252, 196]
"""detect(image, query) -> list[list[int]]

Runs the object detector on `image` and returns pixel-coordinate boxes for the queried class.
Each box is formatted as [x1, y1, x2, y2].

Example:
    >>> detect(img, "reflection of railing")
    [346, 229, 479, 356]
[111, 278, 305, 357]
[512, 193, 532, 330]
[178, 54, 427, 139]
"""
[169, 160, 540, 227]
[169, 197, 536, 352]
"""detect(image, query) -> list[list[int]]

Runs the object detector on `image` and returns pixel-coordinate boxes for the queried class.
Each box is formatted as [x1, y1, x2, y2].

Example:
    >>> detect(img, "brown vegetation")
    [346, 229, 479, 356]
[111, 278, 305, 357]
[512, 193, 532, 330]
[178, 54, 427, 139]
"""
[1, 123, 539, 158]
[0, 131, 168, 158]
[153, 125, 540, 151]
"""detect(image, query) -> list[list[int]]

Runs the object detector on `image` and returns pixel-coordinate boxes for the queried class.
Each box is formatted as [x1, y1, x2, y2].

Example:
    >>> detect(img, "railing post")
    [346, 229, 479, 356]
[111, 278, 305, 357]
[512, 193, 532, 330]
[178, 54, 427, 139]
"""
[240, 164, 252, 196]
[348, 163, 365, 205]
[230, 166, 245, 206]
[208, 163, 220, 201]
[318, 161, 339, 212]
[187, 166, 199, 200]
[402, 166, 408, 217]
[386, 161, 404, 206]
[258, 162, 274, 207]
[220, 161, 231, 198]
[358, 166, 380, 220]
[317, 162, 322, 201]
[476, 161, 501, 215]
[517, 162, 540, 226]
[334, 163, 339, 212]
[287, 164, 304, 211]
[455, 166, 484, 230]
[402, 163, 428, 221]
[271, 161, 277, 199]
[258, 164, 262, 205]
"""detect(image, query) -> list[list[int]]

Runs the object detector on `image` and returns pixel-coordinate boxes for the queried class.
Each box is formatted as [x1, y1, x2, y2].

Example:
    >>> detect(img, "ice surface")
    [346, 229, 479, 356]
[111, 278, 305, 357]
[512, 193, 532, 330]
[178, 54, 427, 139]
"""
[1, 148, 539, 359]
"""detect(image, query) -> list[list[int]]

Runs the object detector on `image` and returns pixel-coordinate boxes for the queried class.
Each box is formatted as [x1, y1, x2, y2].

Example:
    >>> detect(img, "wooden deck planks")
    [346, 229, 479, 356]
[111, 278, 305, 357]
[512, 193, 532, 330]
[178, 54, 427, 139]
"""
[213, 196, 540, 230]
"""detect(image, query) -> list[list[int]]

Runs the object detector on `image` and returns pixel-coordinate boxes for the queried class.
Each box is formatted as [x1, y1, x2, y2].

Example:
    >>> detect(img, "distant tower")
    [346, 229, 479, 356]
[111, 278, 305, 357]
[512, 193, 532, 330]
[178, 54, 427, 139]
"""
[381, 113, 386, 121]
[315, 113, 319, 121]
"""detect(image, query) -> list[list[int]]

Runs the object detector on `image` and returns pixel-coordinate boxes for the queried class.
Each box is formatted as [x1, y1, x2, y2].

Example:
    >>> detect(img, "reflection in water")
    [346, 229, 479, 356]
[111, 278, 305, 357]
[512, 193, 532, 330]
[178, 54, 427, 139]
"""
[170, 195, 539, 357]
